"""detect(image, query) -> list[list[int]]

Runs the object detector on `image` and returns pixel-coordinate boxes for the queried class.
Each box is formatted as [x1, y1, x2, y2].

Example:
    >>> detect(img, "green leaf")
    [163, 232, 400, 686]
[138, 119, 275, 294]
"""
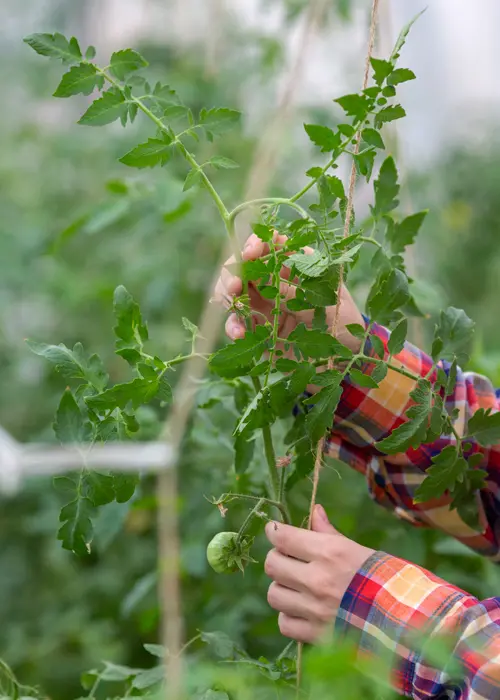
[467, 409, 500, 447]
[334, 93, 371, 120]
[377, 379, 432, 454]
[120, 137, 172, 168]
[200, 630, 238, 660]
[305, 383, 342, 442]
[346, 323, 366, 340]
[375, 105, 406, 129]
[391, 10, 426, 61]
[132, 666, 165, 690]
[109, 49, 148, 80]
[209, 326, 270, 373]
[362, 128, 385, 149]
[252, 223, 273, 242]
[85, 472, 115, 507]
[431, 307, 475, 363]
[24, 33, 82, 64]
[78, 88, 128, 126]
[306, 167, 324, 178]
[26, 341, 108, 391]
[388, 318, 408, 356]
[183, 168, 202, 192]
[355, 148, 376, 181]
[367, 268, 409, 324]
[53, 62, 102, 97]
[234, 388, 274, 436]
[58, 497, 94, 556]
[370, 58, 393, 85]
[348, 369, 378, 389]
[288, 323, 352, 360]
[386, 211, 428, 253]
[199, 108, 241, 137]
[388, 68, 416, 85]
[234, 434, 255, 474]
[157, 376, 172, 404]
[144, 644, 165, 658]
[86, 378, 160, 411]
[302, 267, 340, 307]
[113, 285, 149, 360]
[85, 45, 96, 60]
[287, 250, 329, 278]
[373, 156, 399, 216]
[209, 156, 240, 169]
[114, 474, 139, 503]
[304, 124, 340, 152]
[414, 446, 466, 502]
[372, 362, 388, 383]
[54, 390, 92, 444]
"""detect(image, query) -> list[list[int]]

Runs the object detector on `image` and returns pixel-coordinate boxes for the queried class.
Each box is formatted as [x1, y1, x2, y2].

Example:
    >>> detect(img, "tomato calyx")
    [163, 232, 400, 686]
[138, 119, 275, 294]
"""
[206, 531, 257, 574]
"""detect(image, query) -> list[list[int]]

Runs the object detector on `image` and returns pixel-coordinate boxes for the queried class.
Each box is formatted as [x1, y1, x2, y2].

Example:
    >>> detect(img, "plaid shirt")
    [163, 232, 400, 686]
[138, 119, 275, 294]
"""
[328, 322, 500, 699]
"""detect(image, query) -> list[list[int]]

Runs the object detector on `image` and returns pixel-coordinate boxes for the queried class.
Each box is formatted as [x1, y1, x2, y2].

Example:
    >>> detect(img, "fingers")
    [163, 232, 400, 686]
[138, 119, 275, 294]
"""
[268, 582, 333, 625]
[265, 521, 335, 563]
[277, 613, 324, 644]
[264, 548, 309, 592]
[242, 232, 288, 262]
[225, 313, 246, 340]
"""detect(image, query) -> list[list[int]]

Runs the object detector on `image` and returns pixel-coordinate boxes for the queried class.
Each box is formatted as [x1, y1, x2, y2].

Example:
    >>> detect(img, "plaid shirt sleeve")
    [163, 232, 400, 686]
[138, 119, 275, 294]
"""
[326, 321, 500, 699]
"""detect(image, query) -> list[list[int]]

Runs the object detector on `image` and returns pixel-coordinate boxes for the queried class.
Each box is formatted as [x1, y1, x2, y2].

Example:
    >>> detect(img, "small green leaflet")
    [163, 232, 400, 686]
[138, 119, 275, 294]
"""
[388, 68, 416, 86]
[252, 223, 273, 242]
[304, 124, 340, 152]
[375, 105, 406, 129]
[86, 377, 166, 411]
[234, 388, 274, 436]
[58, 497, 94, 556]
[184, 169, 202, 192]
[78, 88, 128, 127]
[209, 326, 270, 373]
[370, 58, 393, 85]
[109, 49, 148, 80]
[414, 446, 466, 503]
[367, 268, 409, 324]
[386, 211, 428, 254]
[114, 474, 140, 503]
[113, 285, 149, 360]
[305, 383, 343, 442]
[334, 93, 371, 121]
[288, 324, 352, 360]
[53, 390, 92, 444]
[372, 156, 399, 216]
[209, 156, 239, 169]
[388, 318, 408, 356]
[120, 136, 172, 168]
[286, 250, 329, 278]
[24, 32, 82, 64]
[377, 379, 432, 454]
[467, 409, 500, 447]
[348, 369, 378, 389]
[26, 340, 108, 391]
[199, 108, 241, 139]
[234, 434, 255, 474]
[431, 307, 475, 363]
[53, 63, 103, 97]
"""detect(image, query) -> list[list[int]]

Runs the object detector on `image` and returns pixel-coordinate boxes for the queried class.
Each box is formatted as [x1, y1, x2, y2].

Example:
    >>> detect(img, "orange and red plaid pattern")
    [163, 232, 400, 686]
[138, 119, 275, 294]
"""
[329, 322, 500, 699]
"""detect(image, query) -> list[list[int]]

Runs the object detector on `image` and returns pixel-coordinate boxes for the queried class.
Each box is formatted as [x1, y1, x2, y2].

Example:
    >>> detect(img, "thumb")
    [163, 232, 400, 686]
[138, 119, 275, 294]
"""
[311, 504, 338, 535]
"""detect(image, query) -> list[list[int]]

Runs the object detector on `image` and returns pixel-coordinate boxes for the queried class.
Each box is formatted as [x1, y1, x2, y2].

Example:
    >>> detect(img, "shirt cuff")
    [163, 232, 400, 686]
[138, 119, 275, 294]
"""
[335, 551, 469, 698]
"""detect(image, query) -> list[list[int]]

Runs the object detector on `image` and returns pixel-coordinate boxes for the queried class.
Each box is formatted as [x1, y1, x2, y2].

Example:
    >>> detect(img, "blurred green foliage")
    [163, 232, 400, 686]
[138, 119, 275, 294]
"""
[2, 1, 500, 699]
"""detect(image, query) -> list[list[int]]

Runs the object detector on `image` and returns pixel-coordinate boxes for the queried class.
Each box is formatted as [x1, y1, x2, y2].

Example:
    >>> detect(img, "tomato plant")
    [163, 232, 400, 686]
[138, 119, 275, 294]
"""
[10, 6, 497, 699]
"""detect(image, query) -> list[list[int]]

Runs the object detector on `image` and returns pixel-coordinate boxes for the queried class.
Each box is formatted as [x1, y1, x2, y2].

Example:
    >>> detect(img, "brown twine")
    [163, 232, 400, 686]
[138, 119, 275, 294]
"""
[296, 0, 381, 690]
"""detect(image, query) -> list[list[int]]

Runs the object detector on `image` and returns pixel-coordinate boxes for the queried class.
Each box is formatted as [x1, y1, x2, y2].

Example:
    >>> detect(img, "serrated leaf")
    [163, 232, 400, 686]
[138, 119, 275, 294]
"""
[24, 32, 82, 64]
[200, 631, 238, 659]
[85, 472, 115, 506]
[391, 10, 426, 61]
[362, 128, 385, 149]
[377, 379, 432, 454]
[367, 268, 409, 324]
[26, 341, 108, 391]
[183, 168, 202, 192]
[85, 45, 96, 60]
[286, 250, 329, 278]
[234, 434, 255, 474]
[157, 376, 172, 404]
[432, 307, 474, 363]
[113, 285, 148, 359]
[120, 137, 172, 168]
[210, 326, 270, 374]
[374, 104, 406, 129]
[371, 362, 388, 383]
[110, 49, 148, 80]
[467, 409, 500, 447]
[132, 666, 165, 690]
[334, 93, 371, 120]
[388, 318, 408, 356]
[388, 68, 416, 85]
[355, 148, 376, 181]
[373, 156, 399, 216]
[209, 156, 239, 169]
[304, 124, 340, 153]
[53, 62, 102, 97]
[305, 383, 342, 442]
[58, 497, 94, 556]
[288, 323, 352, 360]
[302, 268, 340, 307]
[199, 107, 241, 137]
[54, 390, 92, 444]
[252, 223, 273, 242]
[234, 388, 274, 436]
[86, 378, 160, 412]
[414, 446, 466, 502]
[348, 369, 378, 389]
[78, 88, 128, 126]
[370, 58, 393, 85]
[386, 211, 428, 253]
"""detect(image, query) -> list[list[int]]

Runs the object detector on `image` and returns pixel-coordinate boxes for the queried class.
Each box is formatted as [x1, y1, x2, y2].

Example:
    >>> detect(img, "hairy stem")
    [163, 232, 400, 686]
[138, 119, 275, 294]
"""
[237, 498, 265, 542]
[228, 198, 309, 224]
[225, 493, 291, 524]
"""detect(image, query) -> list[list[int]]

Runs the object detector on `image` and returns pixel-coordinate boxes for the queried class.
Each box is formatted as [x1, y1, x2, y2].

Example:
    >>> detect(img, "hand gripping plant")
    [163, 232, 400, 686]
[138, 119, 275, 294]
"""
[21, 7, 500, 696]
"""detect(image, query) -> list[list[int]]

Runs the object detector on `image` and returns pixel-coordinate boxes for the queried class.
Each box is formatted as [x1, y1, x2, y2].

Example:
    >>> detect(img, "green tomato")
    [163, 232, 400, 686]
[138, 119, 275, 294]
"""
[206, 531, 256, 574]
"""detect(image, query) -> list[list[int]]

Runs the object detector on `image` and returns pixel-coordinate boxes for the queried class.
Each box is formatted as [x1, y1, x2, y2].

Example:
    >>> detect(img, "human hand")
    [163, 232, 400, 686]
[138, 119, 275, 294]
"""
[214, 233, 364, 354]
[264, 505, 374, 644]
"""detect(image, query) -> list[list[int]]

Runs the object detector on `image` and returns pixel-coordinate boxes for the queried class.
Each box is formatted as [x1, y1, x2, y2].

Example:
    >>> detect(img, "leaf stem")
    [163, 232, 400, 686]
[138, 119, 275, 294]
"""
[228, 198, 309, 224]
[237, 498, 265, 542]
[228, 493, 291, 524]
[251, 377, 281, 503]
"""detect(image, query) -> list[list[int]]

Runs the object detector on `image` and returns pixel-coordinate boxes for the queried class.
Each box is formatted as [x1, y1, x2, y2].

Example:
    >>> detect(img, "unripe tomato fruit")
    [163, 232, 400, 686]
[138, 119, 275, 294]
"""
[206, 531, 256, 574]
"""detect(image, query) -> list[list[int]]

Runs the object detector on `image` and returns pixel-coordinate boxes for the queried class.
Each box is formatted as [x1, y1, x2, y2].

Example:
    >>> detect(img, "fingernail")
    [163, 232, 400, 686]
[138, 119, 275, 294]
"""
[315, 504, 329, 523]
